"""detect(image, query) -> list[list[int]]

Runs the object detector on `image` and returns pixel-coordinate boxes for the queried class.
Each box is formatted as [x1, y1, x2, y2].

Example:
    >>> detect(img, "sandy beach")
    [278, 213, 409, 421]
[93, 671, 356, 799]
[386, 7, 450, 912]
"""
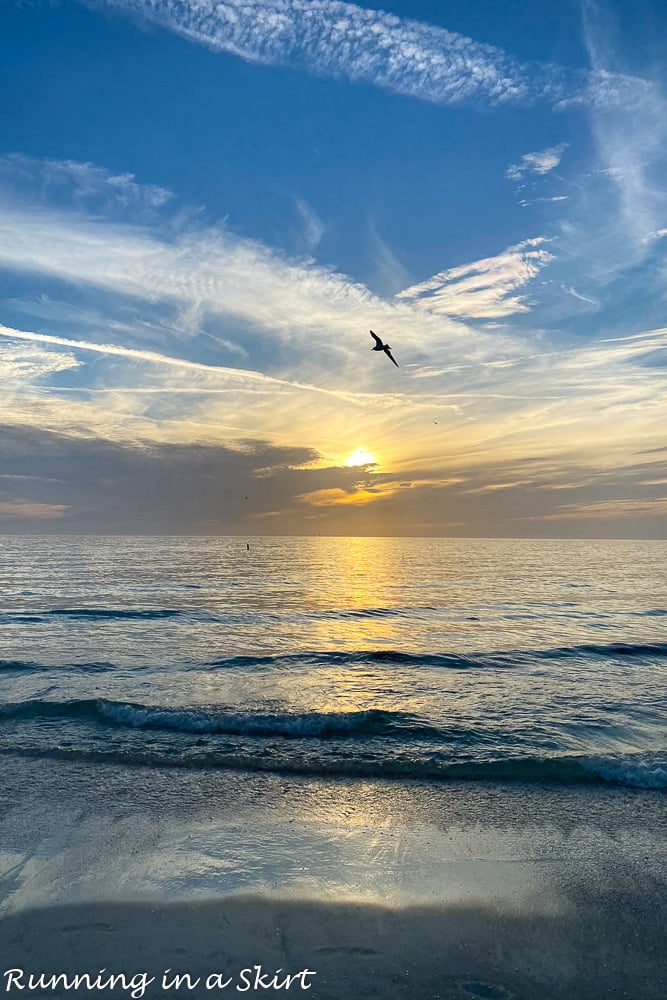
[1, 756, 665, 1000]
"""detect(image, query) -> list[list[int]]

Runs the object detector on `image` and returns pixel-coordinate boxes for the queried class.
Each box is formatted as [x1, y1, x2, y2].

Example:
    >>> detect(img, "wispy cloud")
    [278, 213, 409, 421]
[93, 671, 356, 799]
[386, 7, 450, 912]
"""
[518, 195, 569, 208]
[58, 6, 667, 341]
[579, 2, 667, 249]
[0, 200, 382, 362]
[0, 158, 510, 379]
[293, 196, 326, 253]
[505, 10, 667, 335]
[518, 497, 667, 521]
[0, 153, 172, 213]
[0, 339, 80, 382]
[561, 284, 599, 308]
[395, 238, 553, 319]
[83, 0, 640, 112]
[68, 6, 667, 336]
[366, 219, 412, 297]
[507, 143, 568, 181]
[0, 322, 375, 410]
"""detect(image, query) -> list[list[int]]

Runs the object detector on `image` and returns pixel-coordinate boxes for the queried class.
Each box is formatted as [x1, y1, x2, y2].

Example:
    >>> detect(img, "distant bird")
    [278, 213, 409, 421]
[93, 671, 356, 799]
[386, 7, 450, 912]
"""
[370, 330, 399, 368]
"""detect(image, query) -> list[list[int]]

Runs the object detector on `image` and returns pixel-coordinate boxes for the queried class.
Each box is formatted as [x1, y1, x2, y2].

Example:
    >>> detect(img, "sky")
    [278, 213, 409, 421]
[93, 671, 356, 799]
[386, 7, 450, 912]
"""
[1, 0, 666, 537]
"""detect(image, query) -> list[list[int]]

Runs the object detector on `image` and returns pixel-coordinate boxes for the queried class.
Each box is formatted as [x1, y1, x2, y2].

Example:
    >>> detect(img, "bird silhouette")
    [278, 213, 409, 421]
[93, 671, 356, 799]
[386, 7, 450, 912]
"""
[370, 330, 399, 367]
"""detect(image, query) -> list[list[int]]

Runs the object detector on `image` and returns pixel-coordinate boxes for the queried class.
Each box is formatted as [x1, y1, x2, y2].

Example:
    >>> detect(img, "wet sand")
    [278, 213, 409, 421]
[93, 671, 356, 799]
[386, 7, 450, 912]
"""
[1, 890, 665, 1000]
[0, 757, 665, 999]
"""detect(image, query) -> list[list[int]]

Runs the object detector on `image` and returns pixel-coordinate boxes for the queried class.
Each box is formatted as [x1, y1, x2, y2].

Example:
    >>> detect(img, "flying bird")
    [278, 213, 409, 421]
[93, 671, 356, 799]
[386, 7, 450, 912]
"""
[370, 330, 399, 367]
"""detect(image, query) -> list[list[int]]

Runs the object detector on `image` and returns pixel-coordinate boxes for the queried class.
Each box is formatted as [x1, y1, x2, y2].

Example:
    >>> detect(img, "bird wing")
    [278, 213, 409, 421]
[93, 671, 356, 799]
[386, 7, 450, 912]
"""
[370, 330, 382, 347]
[385, 347, 399, 368]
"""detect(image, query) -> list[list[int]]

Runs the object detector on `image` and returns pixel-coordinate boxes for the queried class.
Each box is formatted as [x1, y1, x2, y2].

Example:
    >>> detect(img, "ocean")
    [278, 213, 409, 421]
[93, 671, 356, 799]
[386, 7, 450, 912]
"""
[1, 535, 665, 789]
[1, 535, 666, 999]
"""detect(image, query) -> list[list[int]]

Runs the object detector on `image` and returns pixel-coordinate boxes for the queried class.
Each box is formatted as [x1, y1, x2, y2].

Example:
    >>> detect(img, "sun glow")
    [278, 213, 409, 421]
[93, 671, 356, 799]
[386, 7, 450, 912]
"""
[345, 448, 377, 467]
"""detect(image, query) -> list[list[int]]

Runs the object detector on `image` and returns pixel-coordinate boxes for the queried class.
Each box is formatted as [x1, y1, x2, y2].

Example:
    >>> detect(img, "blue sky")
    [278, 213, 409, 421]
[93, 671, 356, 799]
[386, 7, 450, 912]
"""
[1, 0, 666, 535]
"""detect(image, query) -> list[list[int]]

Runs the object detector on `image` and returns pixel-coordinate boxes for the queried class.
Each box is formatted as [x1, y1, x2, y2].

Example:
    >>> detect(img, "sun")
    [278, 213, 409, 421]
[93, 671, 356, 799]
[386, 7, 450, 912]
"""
[345, 448, 378, 467]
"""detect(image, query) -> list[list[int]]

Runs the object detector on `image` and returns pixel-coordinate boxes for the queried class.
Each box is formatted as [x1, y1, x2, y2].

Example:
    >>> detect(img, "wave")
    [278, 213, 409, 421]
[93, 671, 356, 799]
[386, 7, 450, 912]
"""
[208, 641, 667, 670]
[0, 659, 44, 672]
[0, 605, 430, 626]
[1, 742, 664, 789]
[3, 639, 665, 677]
[1, 697, 665, 789]
[304, 606, 437, 620]
[0, 698, 421, 739]
[205, 649, 487, 671]
[1, 608, 185, 623]
[0, 659, 114, 673]
[0, 697, 559, 753]
[540, 641, 667, 659]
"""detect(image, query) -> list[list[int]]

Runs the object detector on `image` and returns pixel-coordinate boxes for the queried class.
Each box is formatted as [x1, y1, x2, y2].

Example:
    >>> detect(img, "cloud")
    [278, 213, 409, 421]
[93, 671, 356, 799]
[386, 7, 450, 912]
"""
[0, 495, 70, 520]
[517, 195, 569, 208]
[0, 154, 172, 214]
[579, 3, 667, 249]
[517, 497, 667, 521]
[293, 196, 326, 252]
[78, 0, 659, 140]
[561, 285, 599, 308]
[0, 424, 323, 532]
[298, 486, 387, 507]
[395, 238, 553, 319]
[0, 322, 316, 390]
[1, 155, 666, 535]
[82, 0, 642, 112]
[0, 200, 386, 362]
[51, 6, 667, 343]
[0, 339, 80, 382]
[510, 12, 667, 335]
[495, 6, 667, 318]
[0, 320, 387, 457]
[366, 219, 412, 297]
[298, 479, 406, 508]
[298, 473, 465, 509]
[507, 143, 568, 182]
[460, 480, 533, 496]
[0, 161, 515, 386]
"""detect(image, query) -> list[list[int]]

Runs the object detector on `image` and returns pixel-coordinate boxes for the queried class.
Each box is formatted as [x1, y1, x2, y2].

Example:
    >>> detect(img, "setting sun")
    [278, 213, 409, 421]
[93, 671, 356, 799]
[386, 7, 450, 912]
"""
[345, 448, 378, 467]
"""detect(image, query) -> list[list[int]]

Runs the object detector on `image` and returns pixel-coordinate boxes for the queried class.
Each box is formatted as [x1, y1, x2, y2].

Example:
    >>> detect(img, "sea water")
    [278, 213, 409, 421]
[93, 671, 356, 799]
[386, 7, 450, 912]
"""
[1, 535, 666, 1000]
[1, 535, 665, 789]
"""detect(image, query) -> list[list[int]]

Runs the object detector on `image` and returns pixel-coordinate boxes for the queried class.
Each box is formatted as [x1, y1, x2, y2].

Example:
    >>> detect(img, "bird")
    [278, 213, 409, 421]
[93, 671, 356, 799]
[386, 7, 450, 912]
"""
[370, 330, 399, 367]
